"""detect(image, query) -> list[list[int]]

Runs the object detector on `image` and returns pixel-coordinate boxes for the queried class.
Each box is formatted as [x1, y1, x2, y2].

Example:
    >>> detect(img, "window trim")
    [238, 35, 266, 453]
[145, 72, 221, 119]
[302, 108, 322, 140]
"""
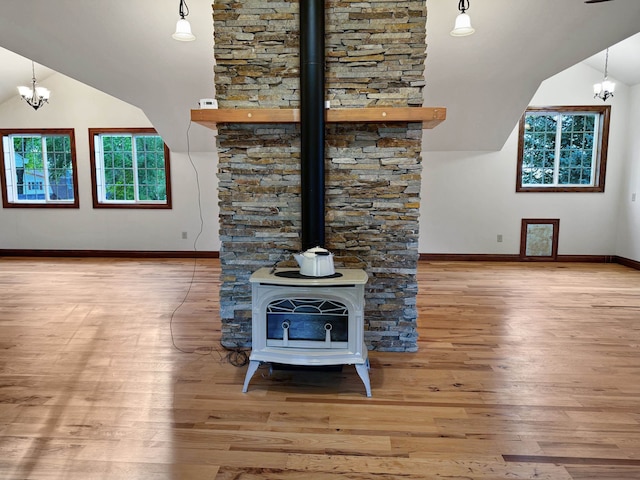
[0, 128, 79, 209]
[516, 105, 611, 193]
[88, 127, 172, 209]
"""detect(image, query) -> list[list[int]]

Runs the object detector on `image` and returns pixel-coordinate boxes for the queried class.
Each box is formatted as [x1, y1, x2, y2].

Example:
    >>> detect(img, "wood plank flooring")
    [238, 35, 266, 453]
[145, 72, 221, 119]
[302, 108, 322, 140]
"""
[0, 257, 639, 479]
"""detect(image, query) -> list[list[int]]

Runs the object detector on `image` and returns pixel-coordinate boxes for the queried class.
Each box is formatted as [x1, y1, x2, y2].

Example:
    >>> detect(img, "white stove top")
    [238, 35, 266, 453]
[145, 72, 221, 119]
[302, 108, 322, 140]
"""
[251, 267, 368, 286]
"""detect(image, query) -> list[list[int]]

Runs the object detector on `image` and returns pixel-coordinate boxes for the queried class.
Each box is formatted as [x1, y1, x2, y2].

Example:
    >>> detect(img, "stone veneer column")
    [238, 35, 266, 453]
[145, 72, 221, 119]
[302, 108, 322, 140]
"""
[213, 0, 426, 352]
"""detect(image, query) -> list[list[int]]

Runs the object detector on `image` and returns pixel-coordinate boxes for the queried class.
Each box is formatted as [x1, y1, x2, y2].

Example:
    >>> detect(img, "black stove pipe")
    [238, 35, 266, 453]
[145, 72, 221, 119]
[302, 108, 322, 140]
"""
[300, 0, 325, 250]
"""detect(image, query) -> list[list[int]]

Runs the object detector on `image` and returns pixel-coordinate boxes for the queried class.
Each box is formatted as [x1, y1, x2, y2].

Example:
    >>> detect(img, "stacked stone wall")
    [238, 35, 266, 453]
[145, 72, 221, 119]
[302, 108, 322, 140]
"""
[213, 0, 426, 351]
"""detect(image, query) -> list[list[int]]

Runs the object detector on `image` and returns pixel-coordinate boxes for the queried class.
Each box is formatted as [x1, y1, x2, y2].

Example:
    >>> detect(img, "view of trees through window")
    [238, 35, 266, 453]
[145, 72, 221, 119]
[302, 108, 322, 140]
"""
[100, 134, 167, 202]
[12, 135, 74, 201]
[89, 128, 171, 208]
[0, 129, 78, 207]
[522, 113, 595, 186]
[516, 106, 610, 193]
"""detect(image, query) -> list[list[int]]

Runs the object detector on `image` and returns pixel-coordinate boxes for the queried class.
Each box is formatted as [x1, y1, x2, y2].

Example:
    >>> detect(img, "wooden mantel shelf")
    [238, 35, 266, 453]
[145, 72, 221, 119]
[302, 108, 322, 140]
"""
[191, 107, 446, 129]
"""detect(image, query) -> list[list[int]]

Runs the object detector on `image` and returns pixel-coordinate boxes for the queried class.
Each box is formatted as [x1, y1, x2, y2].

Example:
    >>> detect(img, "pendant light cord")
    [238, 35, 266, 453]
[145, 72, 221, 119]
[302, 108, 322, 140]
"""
[178, 0, 189, 19]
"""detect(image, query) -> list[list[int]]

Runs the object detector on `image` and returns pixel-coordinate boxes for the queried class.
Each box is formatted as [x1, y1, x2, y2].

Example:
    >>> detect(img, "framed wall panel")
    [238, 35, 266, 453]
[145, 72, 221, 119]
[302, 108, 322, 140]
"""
[520, 219, 560, 261]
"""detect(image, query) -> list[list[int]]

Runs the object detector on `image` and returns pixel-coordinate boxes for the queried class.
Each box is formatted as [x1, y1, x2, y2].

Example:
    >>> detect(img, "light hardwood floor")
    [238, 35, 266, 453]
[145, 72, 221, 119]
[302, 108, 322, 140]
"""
[0, 257, 639, 479]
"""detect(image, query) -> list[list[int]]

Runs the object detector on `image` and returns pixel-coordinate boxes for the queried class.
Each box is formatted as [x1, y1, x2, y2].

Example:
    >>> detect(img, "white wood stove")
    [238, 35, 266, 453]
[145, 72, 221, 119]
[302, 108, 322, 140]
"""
[242, 267, 371, 396]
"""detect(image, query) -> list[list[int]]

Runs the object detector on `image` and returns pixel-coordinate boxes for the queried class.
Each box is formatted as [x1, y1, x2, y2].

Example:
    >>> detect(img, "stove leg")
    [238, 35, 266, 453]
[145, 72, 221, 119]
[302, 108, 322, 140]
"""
[242, 360, 261, 393]
[355, 362, 372, 397]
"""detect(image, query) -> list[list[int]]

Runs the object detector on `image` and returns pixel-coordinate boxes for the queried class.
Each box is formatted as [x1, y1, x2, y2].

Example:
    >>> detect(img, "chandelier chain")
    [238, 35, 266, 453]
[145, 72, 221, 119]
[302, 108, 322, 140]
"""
[458, 0, 470, 13]
[178, 0, 190, 19]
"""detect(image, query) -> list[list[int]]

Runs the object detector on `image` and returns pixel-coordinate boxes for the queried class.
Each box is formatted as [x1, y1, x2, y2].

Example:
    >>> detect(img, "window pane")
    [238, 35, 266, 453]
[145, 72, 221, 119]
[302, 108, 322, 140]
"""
[557, 113, 596, 186]
[101, 136, 135, 201]
[135, 135, 166, 201]
[125, 185, 135, 200]
[519, 108, 605, 191]
[569, 168, 582, 184]
[45, 136, 74, 201]
[522, 115, 558, 187]
[542, 151, 554, 169]
[561, 115, 574, 132]
[13, 136, 45, 200]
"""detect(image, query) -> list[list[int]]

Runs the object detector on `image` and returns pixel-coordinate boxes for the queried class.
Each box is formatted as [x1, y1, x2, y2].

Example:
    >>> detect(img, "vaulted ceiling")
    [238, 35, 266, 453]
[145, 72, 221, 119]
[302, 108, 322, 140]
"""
[0, 0, 639, 153]
[422, 0, 640, 151]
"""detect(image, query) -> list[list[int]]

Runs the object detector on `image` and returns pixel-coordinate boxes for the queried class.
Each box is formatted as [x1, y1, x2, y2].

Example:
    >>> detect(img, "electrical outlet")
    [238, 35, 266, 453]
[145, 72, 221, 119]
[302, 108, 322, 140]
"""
[632, 193, 637, 202]
[497, 234, 503, 243]
[181, 231, 188, 239]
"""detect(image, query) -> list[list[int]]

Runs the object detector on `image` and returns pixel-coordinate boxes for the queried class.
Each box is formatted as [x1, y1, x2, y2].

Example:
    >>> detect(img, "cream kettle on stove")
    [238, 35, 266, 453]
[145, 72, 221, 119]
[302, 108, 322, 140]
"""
[294, 246, 335, 277]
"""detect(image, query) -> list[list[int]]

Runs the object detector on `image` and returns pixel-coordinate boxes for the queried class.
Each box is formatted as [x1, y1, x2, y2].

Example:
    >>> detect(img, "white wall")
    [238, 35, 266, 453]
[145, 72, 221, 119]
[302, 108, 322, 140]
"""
[0, 72, 220, 252]
[615, 83, 640, 261]
[2, 64, 637, 260]
[420, 62, 638, 261]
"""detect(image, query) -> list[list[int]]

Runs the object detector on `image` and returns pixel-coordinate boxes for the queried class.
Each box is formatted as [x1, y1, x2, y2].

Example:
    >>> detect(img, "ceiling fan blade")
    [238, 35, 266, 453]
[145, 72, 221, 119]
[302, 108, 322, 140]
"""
[585, 0, 613, 3]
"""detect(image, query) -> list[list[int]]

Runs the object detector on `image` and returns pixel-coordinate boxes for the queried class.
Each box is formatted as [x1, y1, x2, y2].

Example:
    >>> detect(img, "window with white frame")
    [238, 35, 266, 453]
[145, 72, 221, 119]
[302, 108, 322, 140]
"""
[89, 128, 171, 208]
[0, 129, 78, 208]
[516, 106, 611, 192]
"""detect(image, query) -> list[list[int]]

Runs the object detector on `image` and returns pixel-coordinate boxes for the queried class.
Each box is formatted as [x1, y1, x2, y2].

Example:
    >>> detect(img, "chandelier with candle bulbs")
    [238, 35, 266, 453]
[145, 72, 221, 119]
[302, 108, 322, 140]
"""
[18, 61, 50, 111]
[593, 48, 615, 102]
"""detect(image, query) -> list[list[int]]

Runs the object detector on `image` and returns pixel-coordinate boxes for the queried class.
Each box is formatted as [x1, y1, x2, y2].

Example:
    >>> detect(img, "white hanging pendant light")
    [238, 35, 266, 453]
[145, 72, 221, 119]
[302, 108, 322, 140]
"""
[172, 0, 195, 41]
[451, 0, 475, 37]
